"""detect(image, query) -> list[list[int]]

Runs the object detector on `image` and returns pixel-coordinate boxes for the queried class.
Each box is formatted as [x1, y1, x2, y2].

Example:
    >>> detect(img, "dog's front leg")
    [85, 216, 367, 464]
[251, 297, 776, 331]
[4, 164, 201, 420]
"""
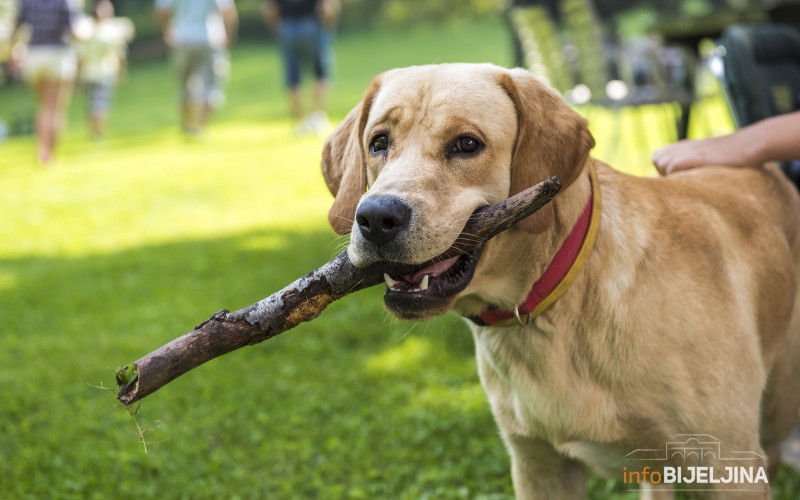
[507, 438, 589, 499]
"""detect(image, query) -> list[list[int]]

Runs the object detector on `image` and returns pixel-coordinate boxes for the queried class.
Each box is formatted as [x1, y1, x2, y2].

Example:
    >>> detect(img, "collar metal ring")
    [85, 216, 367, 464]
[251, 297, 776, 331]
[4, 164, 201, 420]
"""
[514, 306, 532, 327]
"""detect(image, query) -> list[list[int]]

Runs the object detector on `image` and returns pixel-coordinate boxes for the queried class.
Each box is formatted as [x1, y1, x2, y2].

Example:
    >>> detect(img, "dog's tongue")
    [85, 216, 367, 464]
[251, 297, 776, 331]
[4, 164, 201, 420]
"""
[404, 255, 460, 284]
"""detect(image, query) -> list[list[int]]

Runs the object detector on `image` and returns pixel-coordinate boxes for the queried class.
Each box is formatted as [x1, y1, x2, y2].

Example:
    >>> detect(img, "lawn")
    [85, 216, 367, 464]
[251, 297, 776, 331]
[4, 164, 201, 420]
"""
[1, 17, 797, 499]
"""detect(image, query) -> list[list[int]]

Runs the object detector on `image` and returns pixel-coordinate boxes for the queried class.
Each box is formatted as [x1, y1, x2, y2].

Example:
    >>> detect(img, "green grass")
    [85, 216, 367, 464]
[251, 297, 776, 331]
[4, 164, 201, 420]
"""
[0, 17, 796, 499]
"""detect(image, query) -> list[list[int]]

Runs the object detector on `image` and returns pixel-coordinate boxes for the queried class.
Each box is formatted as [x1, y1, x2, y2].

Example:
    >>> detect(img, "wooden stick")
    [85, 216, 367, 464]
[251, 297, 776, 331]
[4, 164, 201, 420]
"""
[115, 177, 562, 406]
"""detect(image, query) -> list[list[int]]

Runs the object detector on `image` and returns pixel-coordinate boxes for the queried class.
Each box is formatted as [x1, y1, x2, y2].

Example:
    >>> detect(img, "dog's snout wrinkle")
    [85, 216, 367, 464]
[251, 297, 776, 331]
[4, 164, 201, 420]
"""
[355, 196, 412, 245]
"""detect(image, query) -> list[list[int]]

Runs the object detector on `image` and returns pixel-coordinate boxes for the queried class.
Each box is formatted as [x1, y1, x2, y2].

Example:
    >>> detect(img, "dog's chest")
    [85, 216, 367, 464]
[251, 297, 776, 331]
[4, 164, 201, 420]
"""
[473, 322, 626, 469]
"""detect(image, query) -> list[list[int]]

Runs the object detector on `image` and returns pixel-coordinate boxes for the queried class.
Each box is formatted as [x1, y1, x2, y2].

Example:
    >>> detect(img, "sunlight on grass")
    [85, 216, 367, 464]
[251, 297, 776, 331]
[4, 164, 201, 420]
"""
[237, 232, 292, 252]
[413, 384, 489, 414]
[0, 270, 17, 291]
[366, 336, 433, 373]
[0, 121, 334, 259]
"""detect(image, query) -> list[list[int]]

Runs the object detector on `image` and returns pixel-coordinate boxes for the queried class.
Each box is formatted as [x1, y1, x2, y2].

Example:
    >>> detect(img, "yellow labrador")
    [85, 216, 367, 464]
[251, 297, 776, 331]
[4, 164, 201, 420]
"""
[321, 63, 800, 499]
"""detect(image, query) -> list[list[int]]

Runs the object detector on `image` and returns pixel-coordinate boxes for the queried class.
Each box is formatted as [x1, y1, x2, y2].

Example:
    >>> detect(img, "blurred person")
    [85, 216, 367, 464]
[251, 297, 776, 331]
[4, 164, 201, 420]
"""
[10, 0, 84, 165]
[75, 0, 134, 139]
[652, 111, 800, 176]
[263, 0, 339, 136]
[155, 0, 237, 136]
[1, 1, 18, 70]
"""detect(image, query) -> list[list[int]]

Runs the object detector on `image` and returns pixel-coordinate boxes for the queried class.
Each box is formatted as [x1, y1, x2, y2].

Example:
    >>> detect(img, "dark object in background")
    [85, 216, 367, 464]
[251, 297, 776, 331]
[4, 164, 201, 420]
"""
[716, 24, 800, 126]
[714, 23, 800, 185]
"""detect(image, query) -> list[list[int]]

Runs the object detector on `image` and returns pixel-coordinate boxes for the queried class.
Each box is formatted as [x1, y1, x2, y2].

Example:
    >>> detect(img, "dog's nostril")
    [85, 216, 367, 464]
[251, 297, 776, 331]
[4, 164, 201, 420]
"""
[381, 218, 398, 231]
[355, 196, 412, 244]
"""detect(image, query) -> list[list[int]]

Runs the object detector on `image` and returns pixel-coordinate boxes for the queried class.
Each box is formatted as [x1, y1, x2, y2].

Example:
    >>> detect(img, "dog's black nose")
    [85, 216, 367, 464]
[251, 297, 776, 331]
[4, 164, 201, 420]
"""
[356, 196, 412, 244]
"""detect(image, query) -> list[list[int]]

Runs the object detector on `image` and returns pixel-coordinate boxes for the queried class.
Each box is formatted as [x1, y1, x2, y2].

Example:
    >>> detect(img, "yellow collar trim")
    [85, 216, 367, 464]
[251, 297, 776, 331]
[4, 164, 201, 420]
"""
[489, 160, 602, 327]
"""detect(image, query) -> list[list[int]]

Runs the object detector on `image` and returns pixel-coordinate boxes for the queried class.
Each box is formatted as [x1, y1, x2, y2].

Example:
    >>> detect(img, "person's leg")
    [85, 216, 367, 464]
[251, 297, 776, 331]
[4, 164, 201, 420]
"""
[309, 24, 332, 134]
[34, 78, 71, 164]
[280, 20, 305, 126]
[174, 45, 202, 134]
[28, 47, 75, 165]
[87, 82, 110, 138]
[308, 78, 330, 135]
[33, 79, 56, 164]
[198, 47, 229, 130]
[312, 78, 326, 115]
[288, 85, 302, 123]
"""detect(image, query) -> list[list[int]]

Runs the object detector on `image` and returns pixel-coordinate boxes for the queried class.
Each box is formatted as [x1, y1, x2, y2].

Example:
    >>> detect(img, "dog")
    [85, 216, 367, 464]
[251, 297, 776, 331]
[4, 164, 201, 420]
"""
[320, 63, 800, 499]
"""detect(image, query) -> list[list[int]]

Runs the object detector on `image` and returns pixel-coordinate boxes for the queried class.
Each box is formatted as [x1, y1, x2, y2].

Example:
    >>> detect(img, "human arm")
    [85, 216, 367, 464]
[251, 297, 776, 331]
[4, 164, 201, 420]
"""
[653, 110, 800, 175]
[219, 1, 238, 47]
[116, 45, 128, 84]
[116, 18, 135, 84]
[66, 0, 88, 41]
[154, 5, 172, 47]
[262, 0, 280, 34]
[318, 0, 340, 28]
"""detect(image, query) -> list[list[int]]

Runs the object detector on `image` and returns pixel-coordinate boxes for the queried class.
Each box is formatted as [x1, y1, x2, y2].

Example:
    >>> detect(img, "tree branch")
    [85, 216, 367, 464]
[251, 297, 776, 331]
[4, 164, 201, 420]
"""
[115, 177, 562, 406]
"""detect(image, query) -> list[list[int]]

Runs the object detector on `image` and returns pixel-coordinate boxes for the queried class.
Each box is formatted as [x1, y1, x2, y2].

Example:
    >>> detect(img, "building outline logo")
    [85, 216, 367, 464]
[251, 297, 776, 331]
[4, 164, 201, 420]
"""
[625, 434, 765, 463]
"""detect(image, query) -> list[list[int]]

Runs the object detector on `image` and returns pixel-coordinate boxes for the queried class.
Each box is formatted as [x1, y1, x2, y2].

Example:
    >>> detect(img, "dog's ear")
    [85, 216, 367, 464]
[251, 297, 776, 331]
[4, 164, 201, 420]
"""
[321, 78, 381, 235]
[497, 68, 595, 233]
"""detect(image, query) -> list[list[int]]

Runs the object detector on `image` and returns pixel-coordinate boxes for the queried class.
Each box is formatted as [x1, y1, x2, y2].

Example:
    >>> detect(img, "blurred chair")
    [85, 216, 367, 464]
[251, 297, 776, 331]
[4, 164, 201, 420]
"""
[558, 0, 696, 167]
[711, 23, 800, 183]
[506, 0, 697, 170]
[507, 2, 575, 96]
[713, 23, 800, 126]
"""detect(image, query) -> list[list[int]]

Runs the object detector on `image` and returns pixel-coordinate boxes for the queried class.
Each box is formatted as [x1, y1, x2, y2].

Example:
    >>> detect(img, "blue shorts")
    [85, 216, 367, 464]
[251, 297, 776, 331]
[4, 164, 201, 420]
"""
[85, 80, 115, 115]
[279, 17, 332, 88]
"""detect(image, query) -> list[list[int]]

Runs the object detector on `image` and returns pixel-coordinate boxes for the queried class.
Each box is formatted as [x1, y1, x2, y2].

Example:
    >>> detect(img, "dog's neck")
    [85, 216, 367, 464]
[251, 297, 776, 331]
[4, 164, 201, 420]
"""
[455, 160, 597, 322]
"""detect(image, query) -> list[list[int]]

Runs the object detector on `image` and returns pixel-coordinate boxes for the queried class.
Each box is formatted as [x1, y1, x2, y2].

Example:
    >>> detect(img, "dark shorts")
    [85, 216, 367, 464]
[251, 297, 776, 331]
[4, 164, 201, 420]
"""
[279, 17, 332, 88]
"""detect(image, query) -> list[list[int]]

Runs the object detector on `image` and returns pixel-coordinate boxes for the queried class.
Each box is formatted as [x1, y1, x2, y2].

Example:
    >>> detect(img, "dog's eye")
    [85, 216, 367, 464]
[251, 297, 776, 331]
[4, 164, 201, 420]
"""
[370, 134, 389, 154]
[451, 136, 481, 156]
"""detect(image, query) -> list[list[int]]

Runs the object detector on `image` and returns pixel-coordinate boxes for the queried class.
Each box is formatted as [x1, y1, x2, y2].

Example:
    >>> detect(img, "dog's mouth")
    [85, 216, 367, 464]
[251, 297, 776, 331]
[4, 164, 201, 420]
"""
[377, 246, 483, 319]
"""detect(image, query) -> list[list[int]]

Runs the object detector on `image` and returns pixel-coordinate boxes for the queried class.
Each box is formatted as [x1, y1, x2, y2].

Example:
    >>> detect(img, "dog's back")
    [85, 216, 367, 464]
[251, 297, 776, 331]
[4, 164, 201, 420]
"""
[599, 162, 800, 476]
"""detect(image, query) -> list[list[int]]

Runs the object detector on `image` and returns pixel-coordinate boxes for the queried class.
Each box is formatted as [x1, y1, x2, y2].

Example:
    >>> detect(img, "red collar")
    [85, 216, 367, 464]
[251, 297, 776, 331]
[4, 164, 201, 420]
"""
[470, 164, 600, 327]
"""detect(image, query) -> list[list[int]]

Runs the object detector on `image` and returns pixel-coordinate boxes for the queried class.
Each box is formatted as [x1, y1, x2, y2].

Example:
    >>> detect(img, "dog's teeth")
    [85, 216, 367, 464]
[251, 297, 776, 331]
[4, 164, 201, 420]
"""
[420, 275, 429, 291]
[384, 273, 401, 289]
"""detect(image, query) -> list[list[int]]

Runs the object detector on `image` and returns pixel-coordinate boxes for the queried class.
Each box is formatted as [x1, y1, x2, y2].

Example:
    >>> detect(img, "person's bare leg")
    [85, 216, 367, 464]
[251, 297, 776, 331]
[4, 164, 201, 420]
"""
[288, 86, 302, 124]
[312, 78, 326, 114]
[34, 79, 64, 165]
[308, 78, 330, 134]
[182, 100, 200, 135]
[199, 102, 212, 131]
[90, 112, 106, 138]
[55, 79, 73, 143]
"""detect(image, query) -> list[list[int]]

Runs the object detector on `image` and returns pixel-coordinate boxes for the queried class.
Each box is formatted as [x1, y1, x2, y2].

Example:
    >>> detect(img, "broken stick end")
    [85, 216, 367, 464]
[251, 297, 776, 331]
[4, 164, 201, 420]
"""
[115, 363, 140, 406]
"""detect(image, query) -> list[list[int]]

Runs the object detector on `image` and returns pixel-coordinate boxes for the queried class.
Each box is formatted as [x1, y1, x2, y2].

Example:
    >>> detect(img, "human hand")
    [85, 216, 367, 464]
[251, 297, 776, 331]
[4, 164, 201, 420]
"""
[652, 135, 756, 176]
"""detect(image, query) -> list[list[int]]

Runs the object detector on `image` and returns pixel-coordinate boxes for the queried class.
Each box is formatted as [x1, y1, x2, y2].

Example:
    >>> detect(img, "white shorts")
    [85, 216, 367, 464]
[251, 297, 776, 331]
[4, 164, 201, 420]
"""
[23, 46, 78, 84]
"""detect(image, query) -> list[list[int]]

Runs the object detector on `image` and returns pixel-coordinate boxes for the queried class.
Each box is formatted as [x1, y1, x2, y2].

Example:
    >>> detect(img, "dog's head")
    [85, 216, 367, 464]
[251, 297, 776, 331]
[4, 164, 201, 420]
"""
[322, 64, 594, 320]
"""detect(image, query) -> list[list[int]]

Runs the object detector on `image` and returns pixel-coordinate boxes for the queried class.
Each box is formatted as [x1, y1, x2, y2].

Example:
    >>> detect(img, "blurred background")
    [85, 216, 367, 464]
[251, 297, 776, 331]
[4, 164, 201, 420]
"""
[1, 0, 799, 498]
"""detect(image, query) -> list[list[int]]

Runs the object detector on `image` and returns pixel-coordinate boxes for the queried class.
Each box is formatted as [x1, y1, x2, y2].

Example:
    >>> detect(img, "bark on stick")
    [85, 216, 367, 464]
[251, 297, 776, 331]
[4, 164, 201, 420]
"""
[115, 177, 562, 406]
